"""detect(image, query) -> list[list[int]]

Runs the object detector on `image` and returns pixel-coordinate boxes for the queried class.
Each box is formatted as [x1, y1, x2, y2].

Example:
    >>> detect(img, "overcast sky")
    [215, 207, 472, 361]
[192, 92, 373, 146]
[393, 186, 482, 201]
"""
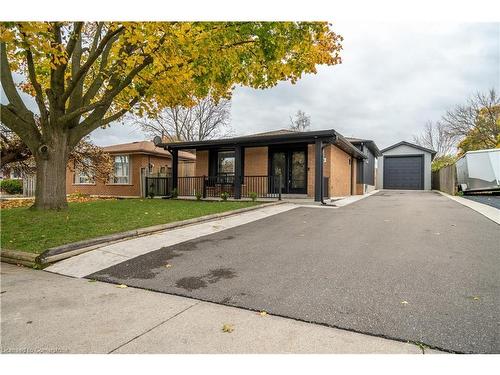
[3, 22, 499, 150]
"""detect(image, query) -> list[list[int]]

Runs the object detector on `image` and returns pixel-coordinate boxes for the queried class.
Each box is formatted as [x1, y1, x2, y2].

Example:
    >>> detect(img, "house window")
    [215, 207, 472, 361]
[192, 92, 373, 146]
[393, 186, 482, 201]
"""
[217, 151, 235, 175]
[74, 171, 94, 184]
[10, 168, 22, 179]
[160, 166, 166, 175]
[110, 155, 130, 184]
[73, 159, 94, 184]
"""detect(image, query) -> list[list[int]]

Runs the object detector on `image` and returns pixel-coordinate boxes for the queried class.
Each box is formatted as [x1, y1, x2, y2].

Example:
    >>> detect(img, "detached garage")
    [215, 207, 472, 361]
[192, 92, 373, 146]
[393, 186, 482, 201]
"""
[377, 141, 436, 190]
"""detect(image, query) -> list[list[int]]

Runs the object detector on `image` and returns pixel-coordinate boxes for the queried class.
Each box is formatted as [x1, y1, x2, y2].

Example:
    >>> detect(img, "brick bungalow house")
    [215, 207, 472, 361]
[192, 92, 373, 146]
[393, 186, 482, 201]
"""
[152, 129, 380, 201]
[66, 141, 195, 197]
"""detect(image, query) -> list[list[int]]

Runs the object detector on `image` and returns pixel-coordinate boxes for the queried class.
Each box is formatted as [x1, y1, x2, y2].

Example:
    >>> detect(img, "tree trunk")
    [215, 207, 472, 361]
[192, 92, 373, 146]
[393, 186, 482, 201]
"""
[32, 133, 70, 210]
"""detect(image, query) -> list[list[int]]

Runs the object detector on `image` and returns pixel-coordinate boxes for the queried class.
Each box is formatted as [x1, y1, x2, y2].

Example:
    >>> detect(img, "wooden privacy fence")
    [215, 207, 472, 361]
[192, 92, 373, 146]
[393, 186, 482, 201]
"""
[432, 164, 457, 195]
[23, 174, 36, 197]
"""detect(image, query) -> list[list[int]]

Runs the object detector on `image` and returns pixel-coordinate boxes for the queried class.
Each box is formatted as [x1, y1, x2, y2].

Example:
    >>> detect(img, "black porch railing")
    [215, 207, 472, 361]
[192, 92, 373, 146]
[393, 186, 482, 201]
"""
[145, 176, 172, 197]
[145, 175, 283, 199]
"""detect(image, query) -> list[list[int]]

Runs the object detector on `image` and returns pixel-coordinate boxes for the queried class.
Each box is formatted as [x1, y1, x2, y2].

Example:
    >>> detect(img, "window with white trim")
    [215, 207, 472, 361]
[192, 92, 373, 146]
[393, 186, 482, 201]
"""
[74, 170, 94, 184]
[110, 155, 130, 184]
[73, 159, 95, 184]
[10, 168, 22, 179]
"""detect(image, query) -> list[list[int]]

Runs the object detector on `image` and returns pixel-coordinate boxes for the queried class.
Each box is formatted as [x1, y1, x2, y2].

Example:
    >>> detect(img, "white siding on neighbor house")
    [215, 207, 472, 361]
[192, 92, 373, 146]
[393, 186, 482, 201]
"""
[377, 144, 433, 190]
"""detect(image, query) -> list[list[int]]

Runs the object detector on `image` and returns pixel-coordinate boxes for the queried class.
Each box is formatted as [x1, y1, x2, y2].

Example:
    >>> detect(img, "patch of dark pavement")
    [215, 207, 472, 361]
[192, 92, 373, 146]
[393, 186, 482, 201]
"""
[175, 267, 237, 291]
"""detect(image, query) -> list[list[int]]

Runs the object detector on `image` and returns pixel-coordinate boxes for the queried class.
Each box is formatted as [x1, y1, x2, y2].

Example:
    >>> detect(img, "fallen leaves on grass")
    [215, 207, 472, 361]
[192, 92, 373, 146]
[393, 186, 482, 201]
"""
[0, 195, 116, 209]
[0, 198, 34, 209]
[222, 324, 234, 333]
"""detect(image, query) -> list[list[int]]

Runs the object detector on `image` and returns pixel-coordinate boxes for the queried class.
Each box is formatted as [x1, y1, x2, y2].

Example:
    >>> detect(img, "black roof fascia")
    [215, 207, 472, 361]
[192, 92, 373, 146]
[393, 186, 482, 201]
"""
[157, 129, 367, 159]
[348, 139, 382, 157]
[334, 134, 367, 159]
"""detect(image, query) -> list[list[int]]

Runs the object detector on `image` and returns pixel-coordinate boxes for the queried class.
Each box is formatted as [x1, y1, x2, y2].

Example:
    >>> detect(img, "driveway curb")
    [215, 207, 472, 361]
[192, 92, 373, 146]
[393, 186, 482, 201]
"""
[36, 201, 282, 265]
[1, 250, 38, 268]
[434, 190, 500, 224]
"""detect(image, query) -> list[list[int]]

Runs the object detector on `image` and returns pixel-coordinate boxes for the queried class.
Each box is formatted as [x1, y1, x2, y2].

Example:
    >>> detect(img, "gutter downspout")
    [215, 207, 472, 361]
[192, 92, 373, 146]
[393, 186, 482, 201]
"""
[320, 142, 329, 205]
[318, 134, 336, 205]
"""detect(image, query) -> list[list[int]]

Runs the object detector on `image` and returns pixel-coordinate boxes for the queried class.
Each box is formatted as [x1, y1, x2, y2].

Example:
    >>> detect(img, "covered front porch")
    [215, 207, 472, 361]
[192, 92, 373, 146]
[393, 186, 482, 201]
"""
[152, 129, 366, 202]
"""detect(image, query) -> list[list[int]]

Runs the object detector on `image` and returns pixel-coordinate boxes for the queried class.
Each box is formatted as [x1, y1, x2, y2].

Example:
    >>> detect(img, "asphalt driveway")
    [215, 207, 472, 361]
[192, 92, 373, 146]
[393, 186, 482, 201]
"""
[89, 191, 500, 353]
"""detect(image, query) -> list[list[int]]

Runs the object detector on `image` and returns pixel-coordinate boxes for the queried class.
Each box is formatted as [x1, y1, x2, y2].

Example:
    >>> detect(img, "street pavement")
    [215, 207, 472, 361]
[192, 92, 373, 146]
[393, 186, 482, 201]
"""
[0, 263, 430, 354]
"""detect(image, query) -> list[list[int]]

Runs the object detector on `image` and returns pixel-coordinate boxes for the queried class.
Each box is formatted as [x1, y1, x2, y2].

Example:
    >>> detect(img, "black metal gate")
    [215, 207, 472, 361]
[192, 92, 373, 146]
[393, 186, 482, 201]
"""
[145, 177, 172, 197]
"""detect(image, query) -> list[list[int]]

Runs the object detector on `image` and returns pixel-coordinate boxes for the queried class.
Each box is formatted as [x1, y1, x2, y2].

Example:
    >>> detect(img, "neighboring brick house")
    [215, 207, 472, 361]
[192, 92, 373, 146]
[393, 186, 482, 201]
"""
[153, 129, 380, 201]
[66, 141, 195, 197]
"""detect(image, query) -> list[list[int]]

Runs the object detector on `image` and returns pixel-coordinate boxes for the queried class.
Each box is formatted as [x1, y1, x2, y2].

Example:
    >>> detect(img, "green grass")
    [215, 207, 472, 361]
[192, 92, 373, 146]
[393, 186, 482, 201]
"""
[1, 199, 261, 254]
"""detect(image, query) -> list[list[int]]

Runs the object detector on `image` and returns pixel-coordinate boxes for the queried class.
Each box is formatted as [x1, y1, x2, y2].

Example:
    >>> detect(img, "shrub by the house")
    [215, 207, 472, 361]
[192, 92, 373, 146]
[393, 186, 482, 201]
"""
[0, 179, 23, 195]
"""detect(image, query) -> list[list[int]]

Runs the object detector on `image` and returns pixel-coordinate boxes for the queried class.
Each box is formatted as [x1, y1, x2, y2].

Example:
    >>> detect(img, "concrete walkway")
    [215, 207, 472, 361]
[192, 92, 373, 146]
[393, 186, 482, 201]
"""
[0, 264, 435, 354]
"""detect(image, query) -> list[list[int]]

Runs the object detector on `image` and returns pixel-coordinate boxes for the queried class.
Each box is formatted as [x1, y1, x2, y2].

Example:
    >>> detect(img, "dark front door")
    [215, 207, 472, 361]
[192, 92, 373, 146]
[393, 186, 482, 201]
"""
[270, 148, 307, 194]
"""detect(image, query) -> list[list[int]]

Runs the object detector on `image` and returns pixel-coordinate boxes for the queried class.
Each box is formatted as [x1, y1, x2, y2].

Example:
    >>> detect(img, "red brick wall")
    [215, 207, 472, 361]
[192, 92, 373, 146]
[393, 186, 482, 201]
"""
[66, 154, 179, 197]
[307, 144, 315, 198]
[244, 147, 268, 175]
[328, 145, 353, 197]
[183, 144, 356, 198]
[195, 150, 209, 176]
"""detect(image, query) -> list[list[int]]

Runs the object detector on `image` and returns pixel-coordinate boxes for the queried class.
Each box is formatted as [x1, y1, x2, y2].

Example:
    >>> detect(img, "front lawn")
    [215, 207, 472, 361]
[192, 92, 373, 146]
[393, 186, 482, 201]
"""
[1, 199, 261, 254]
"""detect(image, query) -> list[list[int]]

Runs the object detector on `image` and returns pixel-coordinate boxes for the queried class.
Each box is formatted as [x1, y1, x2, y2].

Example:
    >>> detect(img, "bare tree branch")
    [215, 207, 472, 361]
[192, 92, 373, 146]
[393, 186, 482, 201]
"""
[139, 97, 232, 141]
[289, 110, 311, 132]
[413, 121, 454, 157]
[441, 88, 500, 143]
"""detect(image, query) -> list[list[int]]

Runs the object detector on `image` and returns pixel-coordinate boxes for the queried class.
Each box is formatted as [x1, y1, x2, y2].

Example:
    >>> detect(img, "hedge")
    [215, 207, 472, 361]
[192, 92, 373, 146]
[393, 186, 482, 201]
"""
[0, 179, 23, 194]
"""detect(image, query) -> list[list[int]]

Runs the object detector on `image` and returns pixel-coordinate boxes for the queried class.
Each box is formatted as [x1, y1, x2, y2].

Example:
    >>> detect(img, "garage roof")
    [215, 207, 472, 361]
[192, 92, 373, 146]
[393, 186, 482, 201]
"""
[381, 141, 437, 159]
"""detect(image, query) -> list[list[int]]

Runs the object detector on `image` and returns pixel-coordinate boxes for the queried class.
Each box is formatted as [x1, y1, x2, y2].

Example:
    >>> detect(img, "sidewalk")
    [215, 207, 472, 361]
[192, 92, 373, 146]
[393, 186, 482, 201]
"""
[0, 264, 438, 354]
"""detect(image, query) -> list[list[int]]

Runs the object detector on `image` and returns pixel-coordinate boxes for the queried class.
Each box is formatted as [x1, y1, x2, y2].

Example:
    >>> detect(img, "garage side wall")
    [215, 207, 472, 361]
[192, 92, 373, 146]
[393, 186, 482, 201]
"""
[377, 145, 432, 190]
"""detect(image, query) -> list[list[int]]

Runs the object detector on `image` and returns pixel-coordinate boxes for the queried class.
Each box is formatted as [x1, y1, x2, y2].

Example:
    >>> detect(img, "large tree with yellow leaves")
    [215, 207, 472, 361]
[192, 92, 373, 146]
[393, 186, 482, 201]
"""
[0, 22, 342, 209]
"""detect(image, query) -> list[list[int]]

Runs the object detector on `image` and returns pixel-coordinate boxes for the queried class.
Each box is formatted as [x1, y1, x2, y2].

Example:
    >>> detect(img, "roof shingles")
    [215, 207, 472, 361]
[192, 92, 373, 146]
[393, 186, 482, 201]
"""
[103, 141, 195, 160]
